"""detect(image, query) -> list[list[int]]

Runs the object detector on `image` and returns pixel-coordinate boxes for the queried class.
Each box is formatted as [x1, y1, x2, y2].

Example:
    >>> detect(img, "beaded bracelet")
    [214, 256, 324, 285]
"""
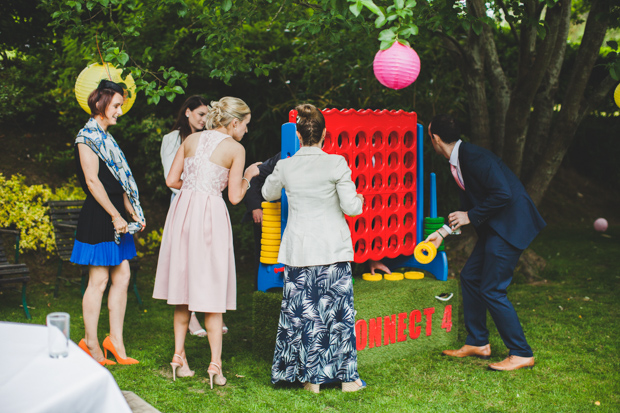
[436, 229, 445, 239]
[111, 216, 122, 224]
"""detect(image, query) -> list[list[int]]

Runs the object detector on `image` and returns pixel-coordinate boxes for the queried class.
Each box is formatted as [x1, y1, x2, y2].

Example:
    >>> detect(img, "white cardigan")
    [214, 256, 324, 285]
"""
[261, 146, 363, 267]
[160, 130, 181, 195]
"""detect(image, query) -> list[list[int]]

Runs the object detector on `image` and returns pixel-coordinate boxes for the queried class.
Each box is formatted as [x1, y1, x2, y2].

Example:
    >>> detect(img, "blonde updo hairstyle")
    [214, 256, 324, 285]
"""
[295, 103, 325, 146]
[206, 96, 251, 130]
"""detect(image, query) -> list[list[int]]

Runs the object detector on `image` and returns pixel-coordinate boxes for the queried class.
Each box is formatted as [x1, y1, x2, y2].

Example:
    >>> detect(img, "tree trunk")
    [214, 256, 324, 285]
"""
[526, 0, 611, 205]
[503, 1, 566, 177]
[521, 0, 572, 183]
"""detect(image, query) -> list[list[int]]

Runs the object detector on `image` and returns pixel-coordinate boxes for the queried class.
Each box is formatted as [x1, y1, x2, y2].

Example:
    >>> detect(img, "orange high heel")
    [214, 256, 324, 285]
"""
[102, 336, 139, 365]
[207, 362, 227, 389]
[78, 339, 116, 366]
[170, 353, 195, 381]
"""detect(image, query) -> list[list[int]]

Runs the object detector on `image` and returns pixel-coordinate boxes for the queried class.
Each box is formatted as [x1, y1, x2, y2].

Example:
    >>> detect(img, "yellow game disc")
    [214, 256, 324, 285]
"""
[260, 257, 279, 265]
[261, 238, 281, 246]
[262, 214, 281, 222]
[414, 241, 437, 264]
[405, 271, 424, 280]
[261, 220, 281, 227]
[362, 273, 383, 281]
[262, 202, 281, 209]
[262, 233, 282, 240]
[261, 245, 280, 252]
[260, 251, 279, 258]
[384, 272, 404, 281]
[262, 226, 281, 234]
[262, 208, 281, 215]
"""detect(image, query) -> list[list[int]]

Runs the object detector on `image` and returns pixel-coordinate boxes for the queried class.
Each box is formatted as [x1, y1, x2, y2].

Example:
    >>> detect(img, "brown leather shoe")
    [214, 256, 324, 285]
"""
[488, 355, 535, 371]
[442, 344, 491, 359]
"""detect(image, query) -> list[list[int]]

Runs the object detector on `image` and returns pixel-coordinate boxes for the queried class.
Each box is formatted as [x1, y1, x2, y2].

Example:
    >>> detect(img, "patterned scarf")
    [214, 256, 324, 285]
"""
[75, 118, 144, 222]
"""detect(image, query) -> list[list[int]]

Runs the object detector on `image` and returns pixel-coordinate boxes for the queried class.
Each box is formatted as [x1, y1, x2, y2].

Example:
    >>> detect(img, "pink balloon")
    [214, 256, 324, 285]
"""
[594, 218, 608, 232]
[373, 42, 421, 90]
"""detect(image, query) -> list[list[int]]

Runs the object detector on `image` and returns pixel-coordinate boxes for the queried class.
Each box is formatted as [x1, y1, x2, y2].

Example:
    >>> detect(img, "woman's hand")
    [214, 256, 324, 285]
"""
[356, 193, 364, 203]
[243, 162, 262, 180]
[112, 215, 128, 234]
[128, 211, 146, 231]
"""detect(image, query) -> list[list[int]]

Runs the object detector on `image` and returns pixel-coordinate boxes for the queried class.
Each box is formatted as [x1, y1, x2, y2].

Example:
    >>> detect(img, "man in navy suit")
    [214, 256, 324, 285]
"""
[425, 114, 546, 371]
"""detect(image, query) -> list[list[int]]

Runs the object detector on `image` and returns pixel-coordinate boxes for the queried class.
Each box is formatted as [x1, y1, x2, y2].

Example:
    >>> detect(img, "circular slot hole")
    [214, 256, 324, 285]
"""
[372, 173, 383, 190]
[371, 216, 383, 232]
[403, 131, 414, 148]
[387, 193, 398, 209]
[403, 212, 413, 228]
[372, 131, 383, 147]
[403, 193, 413, 208]
[355, 132, 367, 148]
[338, 132, 349, 149]
[388, 131, 399, 148]
[403, 233, 413, 249]
[371, 152, 383, 169]
[371, 195, 383, 211]
[371, 236, 383, 254]
[387, 214, 398, 230]
[354, 218, 367, 235]
[403, 172, 414, 189]
[355, 174, 367, 191]
[355, 153, 367, 170]
[355, 239, 366, 254]
[387, 152, 398, 169]
[403, 151, 414, 169]
[387, 235, 399, 251]
[387, 172, 398, 190]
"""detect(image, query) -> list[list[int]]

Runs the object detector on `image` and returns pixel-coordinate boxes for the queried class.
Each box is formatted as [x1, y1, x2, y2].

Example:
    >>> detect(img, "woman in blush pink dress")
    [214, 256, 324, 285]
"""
[153, 97, 260, 387]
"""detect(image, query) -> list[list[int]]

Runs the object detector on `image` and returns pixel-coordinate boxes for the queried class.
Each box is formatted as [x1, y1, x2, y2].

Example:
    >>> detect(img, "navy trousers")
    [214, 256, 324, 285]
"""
[461, 229, 533, 357]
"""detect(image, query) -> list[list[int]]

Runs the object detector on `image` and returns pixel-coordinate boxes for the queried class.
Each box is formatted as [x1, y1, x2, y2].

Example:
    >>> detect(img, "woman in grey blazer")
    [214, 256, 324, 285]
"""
[262, 104, 366, 393]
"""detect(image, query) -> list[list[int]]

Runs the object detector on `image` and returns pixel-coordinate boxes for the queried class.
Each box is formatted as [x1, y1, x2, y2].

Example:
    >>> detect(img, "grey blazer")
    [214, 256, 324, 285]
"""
[261, 147, 363, 267]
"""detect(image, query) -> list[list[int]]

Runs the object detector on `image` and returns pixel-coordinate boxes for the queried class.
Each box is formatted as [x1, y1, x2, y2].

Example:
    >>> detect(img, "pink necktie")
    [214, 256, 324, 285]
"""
[450, 164, 465, 190]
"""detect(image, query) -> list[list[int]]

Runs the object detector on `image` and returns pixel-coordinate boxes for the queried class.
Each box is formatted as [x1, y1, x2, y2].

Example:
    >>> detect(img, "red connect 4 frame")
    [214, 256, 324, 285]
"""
[290, 109, 418, 263]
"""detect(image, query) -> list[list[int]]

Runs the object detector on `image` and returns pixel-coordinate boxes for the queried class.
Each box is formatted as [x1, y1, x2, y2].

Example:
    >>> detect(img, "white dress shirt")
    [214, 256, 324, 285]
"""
[161, 130, 181, 195]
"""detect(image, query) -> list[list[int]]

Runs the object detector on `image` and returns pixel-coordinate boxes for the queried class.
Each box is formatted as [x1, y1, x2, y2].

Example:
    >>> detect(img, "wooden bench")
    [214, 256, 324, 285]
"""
[0, 228, 32, 319]
[47, 200, 142, 305]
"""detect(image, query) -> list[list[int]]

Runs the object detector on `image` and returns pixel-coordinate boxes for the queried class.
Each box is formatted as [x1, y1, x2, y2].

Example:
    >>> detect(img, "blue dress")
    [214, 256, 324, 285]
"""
[70, 145, 136, 266]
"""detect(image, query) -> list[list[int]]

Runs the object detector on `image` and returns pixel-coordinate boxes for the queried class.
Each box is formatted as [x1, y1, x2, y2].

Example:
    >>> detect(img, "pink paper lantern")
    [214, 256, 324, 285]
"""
[594, 218, 608, 232]
[373, 41, 421, 90]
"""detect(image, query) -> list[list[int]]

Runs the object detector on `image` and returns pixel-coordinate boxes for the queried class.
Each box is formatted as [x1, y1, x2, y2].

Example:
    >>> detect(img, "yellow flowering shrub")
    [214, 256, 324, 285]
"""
[0, 173, 86, 253]
[137, 228, 163, 257]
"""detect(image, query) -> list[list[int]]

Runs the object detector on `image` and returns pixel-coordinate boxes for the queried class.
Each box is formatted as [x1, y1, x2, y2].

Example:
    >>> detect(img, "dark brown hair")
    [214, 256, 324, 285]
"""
[430, 114, 460, 144]
[87, 80, 125, 118]
[171, 95, 209, 142]
[295, 103, 325, 146]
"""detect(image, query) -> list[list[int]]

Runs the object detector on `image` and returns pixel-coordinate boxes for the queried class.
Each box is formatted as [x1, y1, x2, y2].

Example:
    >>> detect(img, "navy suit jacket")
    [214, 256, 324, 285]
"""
[457, 142, 546, 250]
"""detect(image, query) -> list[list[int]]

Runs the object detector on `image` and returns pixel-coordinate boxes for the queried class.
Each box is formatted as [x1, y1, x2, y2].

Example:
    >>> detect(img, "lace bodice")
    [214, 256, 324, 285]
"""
[181, 131, 230, 196]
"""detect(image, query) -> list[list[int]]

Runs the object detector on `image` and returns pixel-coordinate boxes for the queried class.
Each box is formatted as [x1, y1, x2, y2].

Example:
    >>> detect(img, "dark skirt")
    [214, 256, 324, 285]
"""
[70, 193, 136, 266]
[271, 262, 359, 385]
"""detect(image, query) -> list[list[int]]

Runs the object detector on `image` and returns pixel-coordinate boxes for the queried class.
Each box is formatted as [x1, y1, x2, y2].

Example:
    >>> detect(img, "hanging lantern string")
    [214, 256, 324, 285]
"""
[96, 30, 112, 81]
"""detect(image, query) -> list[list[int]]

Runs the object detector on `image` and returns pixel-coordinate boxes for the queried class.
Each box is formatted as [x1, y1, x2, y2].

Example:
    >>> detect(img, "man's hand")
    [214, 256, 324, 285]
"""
[368, 259, 391, 275]
[252, 209, 263, 224]
[448, 211, 470, 231]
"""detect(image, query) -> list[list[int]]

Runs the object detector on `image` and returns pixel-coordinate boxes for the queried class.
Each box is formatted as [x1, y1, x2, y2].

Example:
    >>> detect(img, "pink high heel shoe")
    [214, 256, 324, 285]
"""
[207, 362, 227, 389]
[170, 353, 195, 381]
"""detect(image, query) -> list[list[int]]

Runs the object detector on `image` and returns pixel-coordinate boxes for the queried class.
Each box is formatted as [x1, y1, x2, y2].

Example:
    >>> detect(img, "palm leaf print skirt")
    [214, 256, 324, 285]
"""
[271, 262, 360, 385]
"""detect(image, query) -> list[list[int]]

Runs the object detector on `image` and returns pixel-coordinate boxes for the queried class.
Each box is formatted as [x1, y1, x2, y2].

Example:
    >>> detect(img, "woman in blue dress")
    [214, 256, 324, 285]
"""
[71, 80, 145, 366]
[262, 104, 366, 393]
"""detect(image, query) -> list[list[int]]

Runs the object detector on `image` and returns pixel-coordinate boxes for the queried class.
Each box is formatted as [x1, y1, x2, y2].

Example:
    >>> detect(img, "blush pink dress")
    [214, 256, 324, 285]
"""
[153, 130, 236, 313]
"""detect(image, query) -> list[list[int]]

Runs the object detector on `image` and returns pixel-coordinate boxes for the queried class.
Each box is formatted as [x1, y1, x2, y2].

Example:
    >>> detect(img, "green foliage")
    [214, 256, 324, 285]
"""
[136, 227, 163, 257]
[0, 174, 86, 253]
[0, 66, 25, 122]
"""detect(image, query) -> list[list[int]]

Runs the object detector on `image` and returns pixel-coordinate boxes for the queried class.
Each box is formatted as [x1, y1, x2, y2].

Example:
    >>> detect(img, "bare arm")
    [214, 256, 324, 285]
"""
[78, 144, 128, 234]
[228, 143, 261, 205]
[123, 193, 146, 229]
[166, 143, 185, 190]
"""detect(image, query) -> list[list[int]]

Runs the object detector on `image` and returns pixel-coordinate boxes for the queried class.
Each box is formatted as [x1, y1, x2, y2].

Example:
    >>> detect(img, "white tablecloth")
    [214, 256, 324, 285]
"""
[0, 322, 132, 413]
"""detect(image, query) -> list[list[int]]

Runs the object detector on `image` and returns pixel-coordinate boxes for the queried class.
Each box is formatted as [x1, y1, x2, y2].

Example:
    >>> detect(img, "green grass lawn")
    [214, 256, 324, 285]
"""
[1, 224, 619, 412]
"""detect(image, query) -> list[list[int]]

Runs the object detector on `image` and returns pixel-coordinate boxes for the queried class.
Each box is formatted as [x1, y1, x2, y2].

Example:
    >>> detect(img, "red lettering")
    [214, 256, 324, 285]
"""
[355, 320, 367, 351]
[397, 312, 408, 342]
[384, 314, 396, 345]
[441, 305, 453, 332]
[369, 317, 382, 348]
[409, 310, 421, 339]
[423, 307, 435, 337]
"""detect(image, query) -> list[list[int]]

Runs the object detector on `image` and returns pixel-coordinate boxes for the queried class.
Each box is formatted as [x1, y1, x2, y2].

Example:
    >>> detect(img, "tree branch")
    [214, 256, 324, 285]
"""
[495, 0, 519, 44]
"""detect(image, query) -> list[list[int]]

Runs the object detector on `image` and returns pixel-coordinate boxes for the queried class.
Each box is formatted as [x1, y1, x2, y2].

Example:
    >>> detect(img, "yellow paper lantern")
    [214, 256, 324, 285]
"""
[615, 83, 620, 109]
[74, 63, 137, 115]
